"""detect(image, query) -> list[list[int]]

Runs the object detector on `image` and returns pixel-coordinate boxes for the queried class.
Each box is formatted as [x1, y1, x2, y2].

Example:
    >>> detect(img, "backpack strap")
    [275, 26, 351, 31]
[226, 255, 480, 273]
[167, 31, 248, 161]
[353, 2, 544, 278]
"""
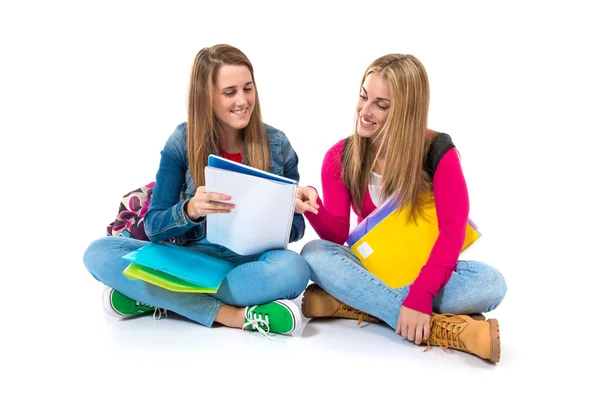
[341, 132, 455, 179]
[425, 132, 455, 178]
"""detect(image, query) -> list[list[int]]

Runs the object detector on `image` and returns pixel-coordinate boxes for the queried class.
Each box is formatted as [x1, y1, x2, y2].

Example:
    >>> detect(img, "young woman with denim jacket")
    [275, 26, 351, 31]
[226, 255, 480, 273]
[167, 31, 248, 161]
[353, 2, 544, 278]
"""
[83, 44, 310, 337]
[295, 54, 507, 362]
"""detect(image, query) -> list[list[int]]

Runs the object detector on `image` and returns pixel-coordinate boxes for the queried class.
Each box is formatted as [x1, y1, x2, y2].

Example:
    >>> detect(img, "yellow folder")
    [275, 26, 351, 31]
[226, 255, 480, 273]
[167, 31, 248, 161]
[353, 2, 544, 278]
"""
[347, 197, 481, 288]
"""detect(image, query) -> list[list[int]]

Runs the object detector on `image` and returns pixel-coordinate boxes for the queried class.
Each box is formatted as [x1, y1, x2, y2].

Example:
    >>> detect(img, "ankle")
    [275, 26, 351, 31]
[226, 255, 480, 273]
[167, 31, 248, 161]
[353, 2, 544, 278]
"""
[215, 305, 245, 328]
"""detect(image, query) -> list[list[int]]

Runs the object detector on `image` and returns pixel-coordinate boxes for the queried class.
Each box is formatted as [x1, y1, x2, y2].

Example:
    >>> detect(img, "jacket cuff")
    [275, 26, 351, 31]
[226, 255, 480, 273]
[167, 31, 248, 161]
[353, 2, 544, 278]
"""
[180, 199, 205, 226]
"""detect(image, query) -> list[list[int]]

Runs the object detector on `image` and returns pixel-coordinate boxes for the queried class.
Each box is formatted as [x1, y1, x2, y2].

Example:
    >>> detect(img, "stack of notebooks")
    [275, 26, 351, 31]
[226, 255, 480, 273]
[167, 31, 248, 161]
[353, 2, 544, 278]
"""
[346, 196, 481, 288]
[122, 242, 234, 293]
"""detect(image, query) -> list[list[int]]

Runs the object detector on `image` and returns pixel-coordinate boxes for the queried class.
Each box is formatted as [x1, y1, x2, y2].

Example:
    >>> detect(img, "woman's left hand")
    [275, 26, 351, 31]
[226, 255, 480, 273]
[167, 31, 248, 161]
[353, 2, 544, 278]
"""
[396, 305, 431, 345]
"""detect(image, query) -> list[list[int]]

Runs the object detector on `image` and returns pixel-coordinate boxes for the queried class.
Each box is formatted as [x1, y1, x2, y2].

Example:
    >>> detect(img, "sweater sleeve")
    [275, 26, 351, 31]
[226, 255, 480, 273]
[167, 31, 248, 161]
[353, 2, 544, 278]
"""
[305, 140, 353, 245]
[401, 148, 469, 315]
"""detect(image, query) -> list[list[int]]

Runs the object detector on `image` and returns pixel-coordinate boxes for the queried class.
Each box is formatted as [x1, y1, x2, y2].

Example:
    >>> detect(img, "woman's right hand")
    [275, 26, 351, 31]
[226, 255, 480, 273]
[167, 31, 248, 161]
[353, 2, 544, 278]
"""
[295, 186, 319, 215]
[185, 186, 235, 220]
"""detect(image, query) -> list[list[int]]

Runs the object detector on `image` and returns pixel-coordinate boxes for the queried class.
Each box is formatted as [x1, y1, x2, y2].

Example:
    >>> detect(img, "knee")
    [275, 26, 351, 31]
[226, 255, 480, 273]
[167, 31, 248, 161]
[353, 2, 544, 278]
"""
[264, 252, 310, 298]
[83, 236, 140, 282]
[476, 262, 508, 312]
[282, 253, 311, 296]
[300, 238, 330, 256]
[300, 239, 335, 272]
[83, 237, 113, 279]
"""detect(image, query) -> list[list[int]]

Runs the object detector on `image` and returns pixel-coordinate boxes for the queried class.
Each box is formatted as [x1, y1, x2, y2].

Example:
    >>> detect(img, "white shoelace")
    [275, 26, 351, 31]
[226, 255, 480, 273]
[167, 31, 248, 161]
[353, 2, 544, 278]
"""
[242, 306, 276, 341]
[153, 308, 167, 320]
[133, 300, 166, 320]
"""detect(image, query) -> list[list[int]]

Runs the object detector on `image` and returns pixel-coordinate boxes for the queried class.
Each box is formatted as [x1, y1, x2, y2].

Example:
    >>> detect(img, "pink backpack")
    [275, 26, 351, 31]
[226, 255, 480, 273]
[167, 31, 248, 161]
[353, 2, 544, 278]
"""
[106, 182, 155, 241]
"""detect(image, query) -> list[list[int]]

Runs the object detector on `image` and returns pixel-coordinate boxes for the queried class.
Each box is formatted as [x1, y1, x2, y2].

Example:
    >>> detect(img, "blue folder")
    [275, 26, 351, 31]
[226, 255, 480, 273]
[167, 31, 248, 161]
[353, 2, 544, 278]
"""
[208, 154, 297, 184]
[122, 242, 234, 290]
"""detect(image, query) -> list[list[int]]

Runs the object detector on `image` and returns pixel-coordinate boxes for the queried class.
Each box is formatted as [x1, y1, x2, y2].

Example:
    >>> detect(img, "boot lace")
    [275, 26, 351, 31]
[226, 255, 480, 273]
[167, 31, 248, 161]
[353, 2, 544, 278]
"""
[425, 313, 467, 352]
[338, 304, 376, 325]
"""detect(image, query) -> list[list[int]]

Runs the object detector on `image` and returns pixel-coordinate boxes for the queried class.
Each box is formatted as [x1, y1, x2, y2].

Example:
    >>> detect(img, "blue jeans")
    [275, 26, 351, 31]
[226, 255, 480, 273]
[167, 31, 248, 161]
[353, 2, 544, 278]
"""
[300, 240, 507, 329]
[83, 237, 310, 327]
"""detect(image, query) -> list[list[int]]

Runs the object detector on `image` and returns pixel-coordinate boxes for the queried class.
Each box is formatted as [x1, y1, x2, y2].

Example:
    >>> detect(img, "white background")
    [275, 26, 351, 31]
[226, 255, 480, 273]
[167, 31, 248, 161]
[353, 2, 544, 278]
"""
[1, 0, 598, 398]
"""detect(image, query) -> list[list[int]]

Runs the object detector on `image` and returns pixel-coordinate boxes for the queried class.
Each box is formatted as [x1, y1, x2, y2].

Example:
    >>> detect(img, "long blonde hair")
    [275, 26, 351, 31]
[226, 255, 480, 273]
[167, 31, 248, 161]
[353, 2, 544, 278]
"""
[342, 54, 438, 221]
[187, 44, 270, 186]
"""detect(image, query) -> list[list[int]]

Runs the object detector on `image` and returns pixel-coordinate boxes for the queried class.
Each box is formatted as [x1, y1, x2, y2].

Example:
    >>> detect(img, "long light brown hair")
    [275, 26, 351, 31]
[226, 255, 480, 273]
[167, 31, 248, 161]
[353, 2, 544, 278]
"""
[342, 54, 438, 221]
[187, 44, 270, 186]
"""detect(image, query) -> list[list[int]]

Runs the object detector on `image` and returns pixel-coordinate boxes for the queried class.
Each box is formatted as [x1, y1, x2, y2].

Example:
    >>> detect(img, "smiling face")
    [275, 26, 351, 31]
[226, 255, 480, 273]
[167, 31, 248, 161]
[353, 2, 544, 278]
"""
[212, 64, 255, 135]
[356, 72, 391, 140]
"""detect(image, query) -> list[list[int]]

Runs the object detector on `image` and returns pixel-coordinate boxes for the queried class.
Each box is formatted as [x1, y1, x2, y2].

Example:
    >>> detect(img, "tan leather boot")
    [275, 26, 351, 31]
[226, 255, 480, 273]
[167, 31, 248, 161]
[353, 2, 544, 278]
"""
[425, 313, 501, 363]
[469, 313, 486, 321]
[301, 283, 379, 325]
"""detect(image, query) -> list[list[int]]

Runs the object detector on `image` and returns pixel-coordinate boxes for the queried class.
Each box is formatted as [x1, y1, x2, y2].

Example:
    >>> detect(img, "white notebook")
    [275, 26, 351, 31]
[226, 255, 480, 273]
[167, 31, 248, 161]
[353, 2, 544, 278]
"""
[204, 155, 298, 255]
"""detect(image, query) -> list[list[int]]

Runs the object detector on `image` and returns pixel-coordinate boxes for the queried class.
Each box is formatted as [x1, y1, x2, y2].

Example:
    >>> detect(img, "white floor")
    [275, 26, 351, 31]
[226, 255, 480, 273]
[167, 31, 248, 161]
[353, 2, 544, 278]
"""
[6, 237, 591, 399]
[48, 280, 515, 397]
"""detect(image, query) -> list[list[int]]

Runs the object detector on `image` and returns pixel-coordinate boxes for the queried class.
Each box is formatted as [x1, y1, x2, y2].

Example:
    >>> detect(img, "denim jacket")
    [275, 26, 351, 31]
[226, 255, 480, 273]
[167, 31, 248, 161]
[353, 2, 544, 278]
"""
[144, 122, 306, 247]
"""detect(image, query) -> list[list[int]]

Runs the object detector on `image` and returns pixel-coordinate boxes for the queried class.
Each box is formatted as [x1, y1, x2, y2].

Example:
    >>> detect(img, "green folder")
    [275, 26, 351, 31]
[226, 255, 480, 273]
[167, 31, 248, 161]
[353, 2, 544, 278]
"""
[123, 263, 221, 293]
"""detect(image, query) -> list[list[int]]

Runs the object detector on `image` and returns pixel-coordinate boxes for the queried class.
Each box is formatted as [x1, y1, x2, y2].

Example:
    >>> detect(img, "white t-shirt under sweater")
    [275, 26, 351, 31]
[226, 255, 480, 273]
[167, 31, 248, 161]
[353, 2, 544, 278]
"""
[368, 171, 384, 207]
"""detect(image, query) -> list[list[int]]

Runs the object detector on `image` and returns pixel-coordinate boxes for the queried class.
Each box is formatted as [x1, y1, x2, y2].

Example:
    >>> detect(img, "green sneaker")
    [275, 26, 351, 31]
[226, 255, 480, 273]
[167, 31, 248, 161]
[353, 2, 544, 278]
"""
[103, 287, 156, 318]
[242, 299, 302, 336]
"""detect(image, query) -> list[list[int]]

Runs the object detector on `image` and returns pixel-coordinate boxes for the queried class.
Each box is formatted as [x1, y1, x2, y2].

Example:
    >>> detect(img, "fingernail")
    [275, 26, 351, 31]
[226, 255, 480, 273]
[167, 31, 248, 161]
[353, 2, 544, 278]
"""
[229, 204, 235, 209]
